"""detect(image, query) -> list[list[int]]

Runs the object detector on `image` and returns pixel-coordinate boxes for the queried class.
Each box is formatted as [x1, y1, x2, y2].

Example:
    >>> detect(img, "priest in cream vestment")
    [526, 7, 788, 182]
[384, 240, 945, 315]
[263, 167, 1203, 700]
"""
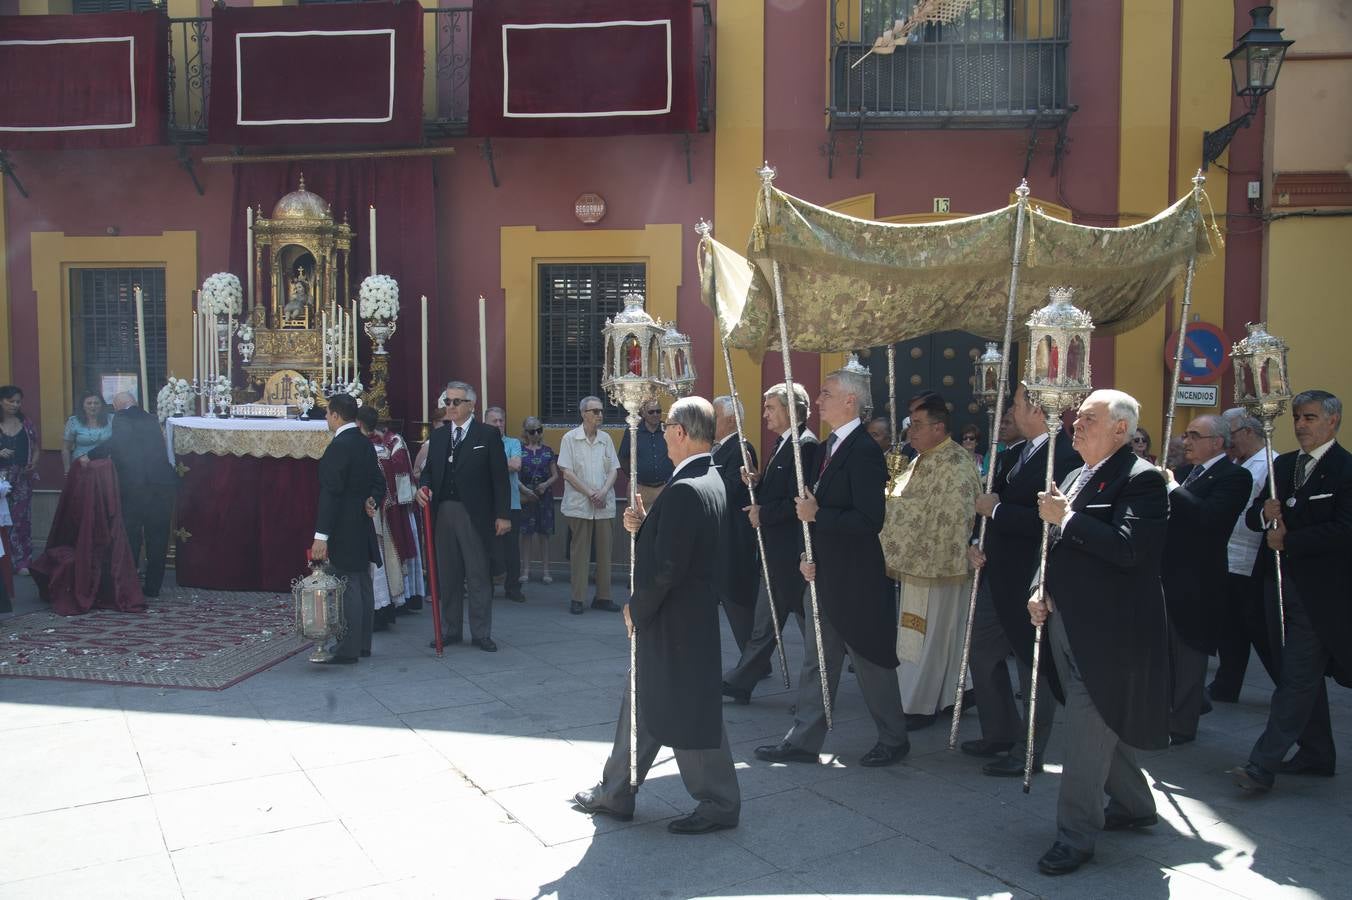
[881, 396, 980, 721]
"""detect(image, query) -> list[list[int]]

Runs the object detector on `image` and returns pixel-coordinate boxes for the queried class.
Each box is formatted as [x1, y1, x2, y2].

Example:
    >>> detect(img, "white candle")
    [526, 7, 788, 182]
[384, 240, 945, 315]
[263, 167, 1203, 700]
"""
[321, 310, 328, 385]
[338, 307, 346, 384]
[192, 306, 199, 390]
[246, 207, 254, 309]
[478, 295, 487, 410]
[134, 285, 147, 406]
[351, 298, 358, 386]
[226, 311, 233, 384]
[421, 294, 429, 422]
[369, 205, 377, 273]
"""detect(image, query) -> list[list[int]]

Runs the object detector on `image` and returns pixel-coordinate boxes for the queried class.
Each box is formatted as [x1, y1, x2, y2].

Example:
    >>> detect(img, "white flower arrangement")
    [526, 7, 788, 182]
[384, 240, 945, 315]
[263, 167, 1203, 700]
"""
[294, 378, 323, 416]
[345, 380, 364, 402]
[235, 322, 254, 343]
[156, 376, 195, 422]
[200, 273, 243, 317]
[359, 275, 399, 320]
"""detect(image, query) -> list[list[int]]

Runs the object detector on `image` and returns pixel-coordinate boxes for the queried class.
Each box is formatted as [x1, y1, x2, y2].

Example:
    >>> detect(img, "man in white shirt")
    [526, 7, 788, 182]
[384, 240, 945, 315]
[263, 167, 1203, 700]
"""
[558, 396, 620, 616]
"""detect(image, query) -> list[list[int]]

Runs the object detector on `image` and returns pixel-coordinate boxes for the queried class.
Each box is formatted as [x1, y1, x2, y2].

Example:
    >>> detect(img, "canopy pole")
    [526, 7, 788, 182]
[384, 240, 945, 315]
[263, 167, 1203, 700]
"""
[947, 180, 1032, 751]
[698, 222, 791, 689]
[759, 163, 833, 731]
[1160, 172, 1206, 470]
[887, 345, 899, 448]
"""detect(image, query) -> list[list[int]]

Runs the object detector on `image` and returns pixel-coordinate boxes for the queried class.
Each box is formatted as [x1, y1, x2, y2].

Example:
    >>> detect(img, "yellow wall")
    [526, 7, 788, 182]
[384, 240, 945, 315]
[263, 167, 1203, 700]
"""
[499, 225, 682, 453]
[30, 232, 198, 450]
[712, 0, 764, 456]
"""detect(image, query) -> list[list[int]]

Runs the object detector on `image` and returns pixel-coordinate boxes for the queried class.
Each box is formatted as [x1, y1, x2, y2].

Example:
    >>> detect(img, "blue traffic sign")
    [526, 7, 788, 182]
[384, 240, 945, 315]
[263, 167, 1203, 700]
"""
[1164, 322, 1231, 385]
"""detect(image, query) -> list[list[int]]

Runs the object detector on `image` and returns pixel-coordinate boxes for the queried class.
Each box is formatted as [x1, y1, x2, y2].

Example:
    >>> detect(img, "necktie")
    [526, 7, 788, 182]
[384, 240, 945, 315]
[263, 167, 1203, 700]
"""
[453, 426, 463, 449]
[1182, 464, 1204, 487]
[762, 435, 783, 476]
[1008, 440, 1035, 480]
[1294, 452, 1312, 491]
[819, 433, 838, 476]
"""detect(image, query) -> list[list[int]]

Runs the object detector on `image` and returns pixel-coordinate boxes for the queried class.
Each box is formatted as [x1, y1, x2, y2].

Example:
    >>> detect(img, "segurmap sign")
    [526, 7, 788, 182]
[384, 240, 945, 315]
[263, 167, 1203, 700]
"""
[1176, 384, 1219, 408]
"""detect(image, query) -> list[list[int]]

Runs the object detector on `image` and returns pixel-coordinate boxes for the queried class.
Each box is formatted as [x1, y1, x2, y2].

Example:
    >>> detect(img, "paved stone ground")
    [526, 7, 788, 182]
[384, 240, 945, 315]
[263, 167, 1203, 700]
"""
[1, 571, 1348, 899]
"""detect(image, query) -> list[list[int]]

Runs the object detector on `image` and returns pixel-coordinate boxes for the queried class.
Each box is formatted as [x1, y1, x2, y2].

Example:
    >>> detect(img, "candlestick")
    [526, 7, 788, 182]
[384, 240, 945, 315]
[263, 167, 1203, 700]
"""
[421, 294, 429, 421]
[226, 311, 233, 385]
[351, 298, 358, 386]
[246, 206, 254, 309]
[478, 294, 487, 410]
[134, 285, 147, 406]
[369, 205, 377, 273]
[321, 310, 328, 386]
[192, 306, 199, 397]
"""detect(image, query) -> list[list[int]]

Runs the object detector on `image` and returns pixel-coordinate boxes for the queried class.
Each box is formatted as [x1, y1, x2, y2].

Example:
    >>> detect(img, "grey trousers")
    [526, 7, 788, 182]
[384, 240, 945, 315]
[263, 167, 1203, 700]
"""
[783, 609, 908, 754]
[1048, 611, 1154, 852]
[435, 500, 492, 640]
[724, 557, 806, 692]
[593, 687, 741, 825]
[970, 579, 1054, 761]
[1168, 622, 1210, 739]
[330, 566, 374, 661]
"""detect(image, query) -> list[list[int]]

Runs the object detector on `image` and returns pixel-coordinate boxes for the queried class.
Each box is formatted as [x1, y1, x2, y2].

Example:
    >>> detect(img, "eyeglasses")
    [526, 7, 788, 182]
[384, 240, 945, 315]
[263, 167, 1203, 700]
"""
[1183, 430, 1219, 441]
[1131, 436, 1148, 444]
[526, 427, 543, 434]
[643, 409, 661, 416]
[961, 435, 978, 443]
[583, 408, 604, 415]
[660, 420, 683, 433]
[446, 398, 473, 407]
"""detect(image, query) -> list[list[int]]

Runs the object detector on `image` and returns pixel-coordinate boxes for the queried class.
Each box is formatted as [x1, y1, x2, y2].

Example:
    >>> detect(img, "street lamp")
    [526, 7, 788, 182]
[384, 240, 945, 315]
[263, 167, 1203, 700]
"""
[1202, 5, 1293, 170]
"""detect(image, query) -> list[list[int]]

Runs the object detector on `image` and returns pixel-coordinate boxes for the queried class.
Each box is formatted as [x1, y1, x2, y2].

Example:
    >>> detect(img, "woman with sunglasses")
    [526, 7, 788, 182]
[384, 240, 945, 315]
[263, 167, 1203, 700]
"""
[518, 416, 558, 584]
[1131, 426, 1157, 464]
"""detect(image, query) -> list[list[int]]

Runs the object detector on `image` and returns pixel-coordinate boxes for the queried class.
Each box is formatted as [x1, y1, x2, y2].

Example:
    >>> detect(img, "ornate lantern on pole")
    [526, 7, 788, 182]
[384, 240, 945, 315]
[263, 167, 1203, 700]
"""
[658, 323, 697, 398]
[1231, 321, 1291, 643]
[1021, 286, 1095, 793]
[973, 339, 1004, 463]
[293, 561, 347, 664]
[601, 293, 667, 792]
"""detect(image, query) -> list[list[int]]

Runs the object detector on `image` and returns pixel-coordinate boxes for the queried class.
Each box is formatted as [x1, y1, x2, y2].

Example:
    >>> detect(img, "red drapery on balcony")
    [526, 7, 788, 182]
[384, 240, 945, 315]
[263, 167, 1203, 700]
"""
[0, 11, 167, 150]
[469, 0, 697, 138]
[208, 2, 424, 147]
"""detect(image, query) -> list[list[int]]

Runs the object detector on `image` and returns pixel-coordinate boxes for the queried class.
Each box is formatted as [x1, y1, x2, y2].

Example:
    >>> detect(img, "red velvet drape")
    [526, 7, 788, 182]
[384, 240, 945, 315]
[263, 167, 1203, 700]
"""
[173, 454, 320, 593]
[229, 158, 438, 427]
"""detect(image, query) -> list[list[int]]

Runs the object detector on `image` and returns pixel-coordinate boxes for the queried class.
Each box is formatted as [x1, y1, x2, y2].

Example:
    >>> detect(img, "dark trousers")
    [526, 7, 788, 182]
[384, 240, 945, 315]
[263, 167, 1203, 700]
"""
[331, 566, 375, 661]
[122, 483, 174, 596]
[970, 579, 1054, 760]
[724, 552, 805, 692]
[435, 500, 492, 640]
[721, 596, 756, 654]
[1167, 623, 1210, 739]
[501, 508, 523, 595]
[1249, 577, 1337, 773]
[1212, 572, 1276, 697]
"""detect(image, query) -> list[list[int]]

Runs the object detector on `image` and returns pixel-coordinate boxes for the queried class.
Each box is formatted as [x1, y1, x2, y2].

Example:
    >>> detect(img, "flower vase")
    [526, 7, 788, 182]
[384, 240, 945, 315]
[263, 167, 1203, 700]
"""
[238, 341, 255, 363]
[364, 318, 396, 355]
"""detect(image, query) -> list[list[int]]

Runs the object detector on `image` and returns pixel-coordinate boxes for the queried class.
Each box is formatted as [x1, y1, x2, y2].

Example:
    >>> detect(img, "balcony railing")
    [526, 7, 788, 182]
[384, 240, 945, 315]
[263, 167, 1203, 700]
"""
[166, 4, 712, 144]
[830, 0, 1071, 129]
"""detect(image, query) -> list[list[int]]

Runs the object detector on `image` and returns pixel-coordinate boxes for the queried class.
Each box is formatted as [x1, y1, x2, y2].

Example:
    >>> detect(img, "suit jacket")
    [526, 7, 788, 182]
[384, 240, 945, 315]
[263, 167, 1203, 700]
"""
[1044, 443, 1170, 750]
[630, 455, 726, 749]
[1162, 457, 1253, 653]
[810, 423, 898, 669]
[1245, 441, 1352, 683]
[420, 418, 511, 553]
[985, 430, 1080, 695]
[712, 436, 759, 608]
[88, 406, 177, 490]
[755, 429, 817, 616]
[315, 425, 385, 573]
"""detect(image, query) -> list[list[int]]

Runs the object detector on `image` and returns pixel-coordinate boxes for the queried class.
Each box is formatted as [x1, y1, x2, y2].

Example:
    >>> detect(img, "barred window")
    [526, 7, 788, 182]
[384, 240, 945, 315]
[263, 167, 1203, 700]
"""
[73, 0, 156, 13]
[538, 263, 646, 427]
[69, 268, 167, 415]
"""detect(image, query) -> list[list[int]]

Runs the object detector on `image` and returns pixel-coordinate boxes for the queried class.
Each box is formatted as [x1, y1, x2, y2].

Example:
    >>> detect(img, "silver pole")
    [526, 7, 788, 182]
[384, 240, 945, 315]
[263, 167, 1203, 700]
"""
[1261, 421, 1287, 647]
[627, 410, 640, 790]
[947, 181, 1032, 749]
[1159, 171, 1207, 468]
[1023, 412, 1062, 793]
[887, 345, 899, 448]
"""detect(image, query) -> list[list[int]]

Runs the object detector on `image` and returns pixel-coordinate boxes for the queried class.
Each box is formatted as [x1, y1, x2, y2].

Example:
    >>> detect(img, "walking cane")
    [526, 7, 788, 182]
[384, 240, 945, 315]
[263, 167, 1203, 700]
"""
[419, 494, 444, 657]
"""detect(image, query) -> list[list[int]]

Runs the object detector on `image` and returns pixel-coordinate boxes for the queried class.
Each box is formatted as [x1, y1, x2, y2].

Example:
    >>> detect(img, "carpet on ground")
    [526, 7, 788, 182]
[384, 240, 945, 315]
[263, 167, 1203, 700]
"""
[0, 588, 310, 689]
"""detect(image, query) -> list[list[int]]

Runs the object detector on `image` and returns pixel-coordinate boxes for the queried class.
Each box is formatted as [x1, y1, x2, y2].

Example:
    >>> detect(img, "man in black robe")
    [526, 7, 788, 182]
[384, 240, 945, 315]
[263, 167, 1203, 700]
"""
[572, 396, 739, 834]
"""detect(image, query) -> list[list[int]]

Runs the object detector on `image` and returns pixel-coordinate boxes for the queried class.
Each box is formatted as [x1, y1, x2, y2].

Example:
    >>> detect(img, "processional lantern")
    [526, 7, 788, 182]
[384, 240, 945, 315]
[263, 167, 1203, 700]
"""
[973, 342, 1003, 411]
[601, 294, 666, 413]
[659, 323, 697, 398]
[1231, 321, 1291, 420]
[293, 562, 347, 664]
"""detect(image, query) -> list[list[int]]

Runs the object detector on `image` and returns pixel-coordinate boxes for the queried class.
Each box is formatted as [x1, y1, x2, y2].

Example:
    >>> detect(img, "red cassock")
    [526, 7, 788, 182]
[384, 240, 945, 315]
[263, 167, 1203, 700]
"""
[371, 431, 417, 563]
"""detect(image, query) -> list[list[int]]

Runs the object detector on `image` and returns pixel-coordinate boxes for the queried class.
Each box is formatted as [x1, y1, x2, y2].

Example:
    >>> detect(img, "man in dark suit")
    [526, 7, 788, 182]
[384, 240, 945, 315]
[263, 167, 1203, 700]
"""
[1162, 414, 1252, 744]
[572, 396, 740, 834]
[1231, 390, 1352, 792]
[966, 383, 1080, 776]
[711, 395, 759, 653]
[754, 367, 909, 768]
[309, 393, 385, 664]
[1029, 389, 1170, 875]
[416, 380, 511, 652]
[723, 382, 818, 703]
[84, 391, 178, 597]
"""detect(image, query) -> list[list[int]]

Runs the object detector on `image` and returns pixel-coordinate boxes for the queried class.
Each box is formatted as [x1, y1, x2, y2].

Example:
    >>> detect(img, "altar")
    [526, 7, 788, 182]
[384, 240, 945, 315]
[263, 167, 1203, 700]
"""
[167, 417, 331, 592]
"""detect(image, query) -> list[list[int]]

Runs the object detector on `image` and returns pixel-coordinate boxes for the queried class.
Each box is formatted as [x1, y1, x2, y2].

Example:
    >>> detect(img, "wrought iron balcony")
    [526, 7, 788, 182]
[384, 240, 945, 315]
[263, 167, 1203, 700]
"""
[830, 0, 1072, 130]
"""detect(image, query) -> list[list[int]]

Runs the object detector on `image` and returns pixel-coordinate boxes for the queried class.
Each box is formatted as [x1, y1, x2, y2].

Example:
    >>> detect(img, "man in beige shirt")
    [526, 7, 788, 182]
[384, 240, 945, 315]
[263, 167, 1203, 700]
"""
[558, 395, 620, 616]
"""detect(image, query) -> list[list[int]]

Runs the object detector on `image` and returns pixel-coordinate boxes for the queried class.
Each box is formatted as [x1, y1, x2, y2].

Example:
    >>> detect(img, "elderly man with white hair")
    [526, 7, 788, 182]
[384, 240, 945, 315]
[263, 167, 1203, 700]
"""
[1028, 389, 1170, 875]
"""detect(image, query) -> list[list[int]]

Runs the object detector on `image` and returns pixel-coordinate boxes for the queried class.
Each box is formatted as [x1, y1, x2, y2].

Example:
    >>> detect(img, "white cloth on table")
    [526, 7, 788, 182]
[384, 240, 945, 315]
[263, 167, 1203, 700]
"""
[163, 416, 330, 465]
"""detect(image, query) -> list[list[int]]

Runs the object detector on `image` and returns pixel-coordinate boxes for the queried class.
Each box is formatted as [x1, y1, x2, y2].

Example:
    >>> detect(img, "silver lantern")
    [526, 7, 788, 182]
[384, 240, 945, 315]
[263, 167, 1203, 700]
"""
[973, 341, 1004, 411]
[659, 323, 697, 398]
[293, 562, 347, 663]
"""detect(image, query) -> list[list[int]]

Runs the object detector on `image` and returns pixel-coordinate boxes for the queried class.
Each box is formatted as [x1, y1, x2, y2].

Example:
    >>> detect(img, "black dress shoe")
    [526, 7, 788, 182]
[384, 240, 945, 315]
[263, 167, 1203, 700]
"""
[1169, 732, 1196, 746]
[904, 712, 936, 730]
[1207, 680, 1239, 703]
[403, 596, 424, 612]
[372, 615, 390, 633]
[1228, 762, 1274, 792]
[960, 739, 1014, 758]
[1037, 841, 1093, 875]
[1200, 693, 1213, 715]
[570, 791, 633, 822]
[360, 650, 371, 658]
[429, 634, 462, 649]
[569, 601, 584, 615]
[312, 656, 359, 665]
[1103, 808, 1159, 831]
[472, 637, 498, 652]
[1280, 754, 1335, 777]
[753, 742, 819, 764]
[591, 598, 621, 612]
[983, 754, 1042, 777]
[859, 741, 909, 767]
[721, 682, 751, 705]
[507, 591, 527, 603]
[667, 812, 735, 834]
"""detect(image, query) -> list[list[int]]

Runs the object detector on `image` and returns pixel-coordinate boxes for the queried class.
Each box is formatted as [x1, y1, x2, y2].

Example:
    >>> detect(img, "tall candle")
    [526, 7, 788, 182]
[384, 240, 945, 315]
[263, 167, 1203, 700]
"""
[246, 206, 254, 309]
[321, 310, 328, 385]
[226, 311, 233, 384]
[351, 299, 358, 387]
[478, 295, 487, 410]
[192, 307, 199, 391]
[338, 307, 346, 384]
[369, 205, 377, 273]
[133, 285, 147, 406]
[421, 294, 429, 422]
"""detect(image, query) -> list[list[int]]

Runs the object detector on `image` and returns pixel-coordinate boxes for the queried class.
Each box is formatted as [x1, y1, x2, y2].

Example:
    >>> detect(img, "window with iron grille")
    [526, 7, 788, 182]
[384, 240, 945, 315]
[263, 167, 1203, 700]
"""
[538, 263, 646, 427]
[73, 0, 156, 13]
[69, 268, 168, 415]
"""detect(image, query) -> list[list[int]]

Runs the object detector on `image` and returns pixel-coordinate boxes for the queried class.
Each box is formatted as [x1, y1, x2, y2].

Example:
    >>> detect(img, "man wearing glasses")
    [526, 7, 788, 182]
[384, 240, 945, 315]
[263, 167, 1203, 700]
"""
[559, 396, 621, 615]
[619, 400, 675, 513]
[1160, 414, 1252, 744]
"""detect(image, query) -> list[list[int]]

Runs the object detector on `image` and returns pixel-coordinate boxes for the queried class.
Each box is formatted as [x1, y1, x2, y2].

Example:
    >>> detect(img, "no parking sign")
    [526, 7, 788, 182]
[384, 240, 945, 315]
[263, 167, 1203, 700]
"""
[1164, 322, 1231, 385]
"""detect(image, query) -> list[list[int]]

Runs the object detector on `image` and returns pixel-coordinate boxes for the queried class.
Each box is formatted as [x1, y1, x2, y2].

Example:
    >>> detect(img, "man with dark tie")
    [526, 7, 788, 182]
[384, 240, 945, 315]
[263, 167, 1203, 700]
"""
[416, 380, 511, 652]
[710, 396, 759, 653]
[723, 382, 818, 704]
[1161, 414, 1252, 745]
[966, 382, 1080, 776]
[753, 367, 909, 768]
[1028, 389, 1169, 876]
[1231, 390, 1352, 792]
